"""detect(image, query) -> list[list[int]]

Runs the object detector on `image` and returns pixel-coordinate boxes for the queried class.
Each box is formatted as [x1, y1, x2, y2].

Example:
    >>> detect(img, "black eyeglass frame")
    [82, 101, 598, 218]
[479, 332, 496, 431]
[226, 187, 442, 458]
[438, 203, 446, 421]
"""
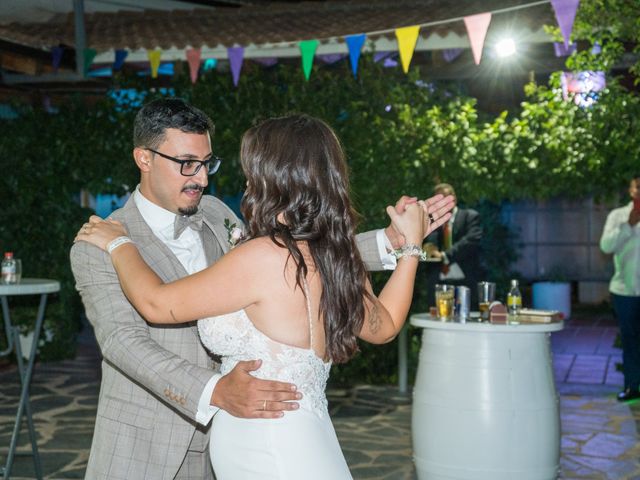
[146, 148, 221, 176]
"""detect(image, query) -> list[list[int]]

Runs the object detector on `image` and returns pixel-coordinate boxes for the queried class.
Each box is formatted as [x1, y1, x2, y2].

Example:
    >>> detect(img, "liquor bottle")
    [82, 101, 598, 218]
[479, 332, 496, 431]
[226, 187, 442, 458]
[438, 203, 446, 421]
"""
[1, 252, 17, 284]
[507, 279, 522, 323]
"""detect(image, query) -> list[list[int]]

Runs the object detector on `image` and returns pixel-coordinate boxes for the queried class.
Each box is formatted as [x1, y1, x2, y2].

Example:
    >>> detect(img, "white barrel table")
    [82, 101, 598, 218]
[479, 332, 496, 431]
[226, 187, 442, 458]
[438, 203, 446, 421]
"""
[410, 314, 564, 480]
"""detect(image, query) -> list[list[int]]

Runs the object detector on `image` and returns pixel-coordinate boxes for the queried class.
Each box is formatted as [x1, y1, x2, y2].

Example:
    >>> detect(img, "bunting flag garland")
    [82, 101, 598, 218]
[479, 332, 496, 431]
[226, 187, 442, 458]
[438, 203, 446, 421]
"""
[186, 48, 201, 84]
[463, 13, 491, 65]
[395, 26, 420, 74]
[345, 34, 366, 77]
[228, 46, 245, 86]
[83, 48, 97, 75]
[52, 46, 64, 72]
[147, 49, 162, 78]
[551, 0, 580, 48]
[113, 49, 128, 70]
[299, 39, 319, 80]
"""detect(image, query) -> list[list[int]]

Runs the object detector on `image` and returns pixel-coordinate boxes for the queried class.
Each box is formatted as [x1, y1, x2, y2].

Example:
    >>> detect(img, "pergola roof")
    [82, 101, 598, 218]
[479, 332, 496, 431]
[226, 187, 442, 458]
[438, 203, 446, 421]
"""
[0, 0, 556, 63]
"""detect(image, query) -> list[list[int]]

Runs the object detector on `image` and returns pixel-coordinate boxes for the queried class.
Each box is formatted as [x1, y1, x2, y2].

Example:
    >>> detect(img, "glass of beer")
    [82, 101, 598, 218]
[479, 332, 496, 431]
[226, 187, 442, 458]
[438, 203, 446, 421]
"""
[435, 284, 455, 321]
[477, 281, 496, 321]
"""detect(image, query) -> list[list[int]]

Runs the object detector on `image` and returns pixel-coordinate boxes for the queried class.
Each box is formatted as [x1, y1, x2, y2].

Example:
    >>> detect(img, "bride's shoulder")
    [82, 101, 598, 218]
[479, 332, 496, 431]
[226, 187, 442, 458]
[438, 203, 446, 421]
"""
[224, 236, 288, 266]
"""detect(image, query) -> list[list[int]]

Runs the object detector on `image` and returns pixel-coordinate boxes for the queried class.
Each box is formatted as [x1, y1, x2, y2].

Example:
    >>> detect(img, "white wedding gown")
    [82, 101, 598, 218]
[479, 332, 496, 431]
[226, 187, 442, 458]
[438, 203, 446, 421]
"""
[197, 284, 353, 480]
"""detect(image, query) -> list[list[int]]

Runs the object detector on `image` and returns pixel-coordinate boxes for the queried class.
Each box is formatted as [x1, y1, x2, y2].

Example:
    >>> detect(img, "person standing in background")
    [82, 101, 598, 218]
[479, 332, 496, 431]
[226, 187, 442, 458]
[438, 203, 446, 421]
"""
[423, 183, 483, 308]
[600, 174, 640, 402]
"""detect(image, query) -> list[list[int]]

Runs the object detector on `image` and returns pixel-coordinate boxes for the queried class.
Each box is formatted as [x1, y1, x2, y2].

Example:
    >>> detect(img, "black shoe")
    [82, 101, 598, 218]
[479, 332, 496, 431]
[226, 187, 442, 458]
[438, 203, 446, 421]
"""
[617, 388, 640, 402]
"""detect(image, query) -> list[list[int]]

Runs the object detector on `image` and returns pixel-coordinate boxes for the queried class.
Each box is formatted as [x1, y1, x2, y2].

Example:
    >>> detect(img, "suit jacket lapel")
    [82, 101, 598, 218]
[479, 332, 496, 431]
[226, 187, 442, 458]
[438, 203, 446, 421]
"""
[120, 197, 188, 281]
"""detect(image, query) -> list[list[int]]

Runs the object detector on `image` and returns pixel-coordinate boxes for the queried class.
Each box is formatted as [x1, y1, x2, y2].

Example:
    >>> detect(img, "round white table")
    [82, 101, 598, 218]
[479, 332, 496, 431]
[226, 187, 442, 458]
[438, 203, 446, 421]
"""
[1, 279, 60, 480]
[410, 314, 564, 480]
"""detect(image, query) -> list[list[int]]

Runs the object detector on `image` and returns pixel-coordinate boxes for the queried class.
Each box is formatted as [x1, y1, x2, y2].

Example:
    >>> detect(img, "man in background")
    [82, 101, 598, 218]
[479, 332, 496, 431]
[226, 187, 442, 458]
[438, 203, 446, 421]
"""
[423, 183, 483, 308]
[600, 174, 640, 402]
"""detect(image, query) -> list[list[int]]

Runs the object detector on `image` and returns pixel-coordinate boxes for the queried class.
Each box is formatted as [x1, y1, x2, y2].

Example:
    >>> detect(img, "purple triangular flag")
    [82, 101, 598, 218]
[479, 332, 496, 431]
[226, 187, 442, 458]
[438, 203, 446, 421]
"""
[253, 57, 278, 67]
[318, 54, 347, 64]
[113, 49, 128, 70]
[52, 46, 64, 72]
[553, 42, 576, 57]
[442, 48, 463, 63]
[551, 0, 580, 48]
[345, 34, 366, 77]
[227, 46, 244, 87]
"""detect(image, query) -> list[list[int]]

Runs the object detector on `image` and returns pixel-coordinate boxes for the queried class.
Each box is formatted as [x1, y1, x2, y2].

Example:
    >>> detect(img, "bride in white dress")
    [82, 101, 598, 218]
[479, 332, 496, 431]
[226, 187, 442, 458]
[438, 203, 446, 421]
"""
[77, 114, 452, 479]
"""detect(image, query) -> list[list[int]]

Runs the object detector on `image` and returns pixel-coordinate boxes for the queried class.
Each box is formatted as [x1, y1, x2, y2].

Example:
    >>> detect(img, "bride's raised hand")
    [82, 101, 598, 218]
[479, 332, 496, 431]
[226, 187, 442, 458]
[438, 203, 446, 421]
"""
[386, 201, 425, 247]
[75, 215, 128, 251]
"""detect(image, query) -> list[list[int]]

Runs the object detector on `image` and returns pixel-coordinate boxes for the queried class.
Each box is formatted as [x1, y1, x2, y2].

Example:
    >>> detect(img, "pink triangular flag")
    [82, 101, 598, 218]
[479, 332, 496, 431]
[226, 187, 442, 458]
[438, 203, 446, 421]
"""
[227, 46, 244, 87]
[186, 48, 201, 84]
[551, 0, 580, 48]
[464, 12, 492, 65]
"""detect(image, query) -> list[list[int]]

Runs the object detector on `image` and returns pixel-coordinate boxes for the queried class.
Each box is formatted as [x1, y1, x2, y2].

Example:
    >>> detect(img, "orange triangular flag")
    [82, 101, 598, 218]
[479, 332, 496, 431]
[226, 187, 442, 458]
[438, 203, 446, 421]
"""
[464, 13, 492, 65]
[147, 49, 162, 78]
[395, 25, 420, 74]
[186, 48, 201, 84]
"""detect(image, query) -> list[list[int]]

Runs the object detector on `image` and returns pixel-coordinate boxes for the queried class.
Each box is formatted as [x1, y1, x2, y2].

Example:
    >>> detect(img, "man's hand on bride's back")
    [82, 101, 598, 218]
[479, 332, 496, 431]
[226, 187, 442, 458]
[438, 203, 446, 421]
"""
[211, 359, 302, 419]
[75, 215, 128, 251]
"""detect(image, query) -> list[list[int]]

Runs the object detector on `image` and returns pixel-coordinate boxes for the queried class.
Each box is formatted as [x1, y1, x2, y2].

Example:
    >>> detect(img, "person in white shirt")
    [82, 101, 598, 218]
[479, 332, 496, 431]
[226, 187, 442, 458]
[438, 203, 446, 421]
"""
[70, 98, 454, 479]
[600, 174, 640, 402]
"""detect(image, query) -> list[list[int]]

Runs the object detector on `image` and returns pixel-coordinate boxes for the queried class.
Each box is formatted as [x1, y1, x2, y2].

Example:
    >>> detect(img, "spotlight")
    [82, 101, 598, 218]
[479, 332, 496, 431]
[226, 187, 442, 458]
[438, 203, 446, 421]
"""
[495, 38, 516, 58]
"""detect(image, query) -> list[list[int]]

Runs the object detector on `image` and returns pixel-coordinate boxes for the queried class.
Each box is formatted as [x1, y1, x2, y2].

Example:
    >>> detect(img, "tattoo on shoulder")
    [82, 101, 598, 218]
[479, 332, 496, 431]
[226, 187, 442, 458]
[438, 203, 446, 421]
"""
[368, 302, 381, 334]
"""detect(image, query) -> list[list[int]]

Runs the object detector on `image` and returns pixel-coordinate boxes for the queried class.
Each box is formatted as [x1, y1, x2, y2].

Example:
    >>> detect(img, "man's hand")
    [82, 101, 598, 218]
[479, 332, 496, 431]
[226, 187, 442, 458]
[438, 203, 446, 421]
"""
[629, 209, 640, 227]
[211, 359, 302, 419]
[385, 194, 455, 249]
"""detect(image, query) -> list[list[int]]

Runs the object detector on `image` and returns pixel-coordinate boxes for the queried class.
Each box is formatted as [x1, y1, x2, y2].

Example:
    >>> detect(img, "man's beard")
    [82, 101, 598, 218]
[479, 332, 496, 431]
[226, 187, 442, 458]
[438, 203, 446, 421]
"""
[178, 184, 204, 216]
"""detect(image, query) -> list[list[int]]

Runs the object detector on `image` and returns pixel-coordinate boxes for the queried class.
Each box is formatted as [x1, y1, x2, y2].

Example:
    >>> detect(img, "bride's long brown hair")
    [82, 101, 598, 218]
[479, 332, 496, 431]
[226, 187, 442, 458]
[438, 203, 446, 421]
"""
[240, 114, 372, 363]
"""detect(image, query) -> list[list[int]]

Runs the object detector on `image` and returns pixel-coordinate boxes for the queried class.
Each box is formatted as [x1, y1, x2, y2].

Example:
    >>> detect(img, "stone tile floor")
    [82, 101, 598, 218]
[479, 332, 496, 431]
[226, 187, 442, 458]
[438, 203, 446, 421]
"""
[1, 309, 639, 479]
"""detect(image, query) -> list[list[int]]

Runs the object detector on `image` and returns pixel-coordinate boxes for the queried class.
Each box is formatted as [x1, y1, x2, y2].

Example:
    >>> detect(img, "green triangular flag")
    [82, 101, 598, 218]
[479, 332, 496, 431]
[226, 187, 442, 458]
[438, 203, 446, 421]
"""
[299, 40, 319, 81]
[83, 48, 97, 75]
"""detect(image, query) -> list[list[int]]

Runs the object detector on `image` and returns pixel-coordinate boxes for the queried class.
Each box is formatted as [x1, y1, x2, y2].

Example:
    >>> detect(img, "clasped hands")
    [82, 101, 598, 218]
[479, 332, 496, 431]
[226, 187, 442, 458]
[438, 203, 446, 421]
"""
[385, 194, 455, 250]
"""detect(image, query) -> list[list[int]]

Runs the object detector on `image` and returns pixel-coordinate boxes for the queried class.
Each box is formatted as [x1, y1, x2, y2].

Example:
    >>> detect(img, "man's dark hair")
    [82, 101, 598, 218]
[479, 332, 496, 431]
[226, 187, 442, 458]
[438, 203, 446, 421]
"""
[133, 98, 214, 149]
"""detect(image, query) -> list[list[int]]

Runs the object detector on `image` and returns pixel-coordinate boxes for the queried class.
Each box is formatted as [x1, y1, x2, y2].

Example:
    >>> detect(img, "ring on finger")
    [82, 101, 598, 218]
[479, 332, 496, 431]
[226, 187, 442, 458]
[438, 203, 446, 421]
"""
[428, 213, 435, 224]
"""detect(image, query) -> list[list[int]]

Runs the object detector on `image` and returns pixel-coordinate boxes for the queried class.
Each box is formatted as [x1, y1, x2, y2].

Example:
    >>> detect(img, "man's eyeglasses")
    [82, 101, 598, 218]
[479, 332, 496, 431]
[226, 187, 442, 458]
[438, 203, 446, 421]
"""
[146, 148, 221, 176]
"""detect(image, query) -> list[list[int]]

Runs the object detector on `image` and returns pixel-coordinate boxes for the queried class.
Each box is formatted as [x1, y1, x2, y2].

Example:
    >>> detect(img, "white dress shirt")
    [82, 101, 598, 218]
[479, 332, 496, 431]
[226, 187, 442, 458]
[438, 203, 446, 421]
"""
[600, 202, 640, 296]
[133, 188, 220, 425]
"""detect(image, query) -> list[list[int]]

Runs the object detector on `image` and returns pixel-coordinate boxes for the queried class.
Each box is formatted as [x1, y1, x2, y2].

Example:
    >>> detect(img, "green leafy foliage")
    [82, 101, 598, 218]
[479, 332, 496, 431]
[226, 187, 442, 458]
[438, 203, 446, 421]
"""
[1, 35, 639, 376]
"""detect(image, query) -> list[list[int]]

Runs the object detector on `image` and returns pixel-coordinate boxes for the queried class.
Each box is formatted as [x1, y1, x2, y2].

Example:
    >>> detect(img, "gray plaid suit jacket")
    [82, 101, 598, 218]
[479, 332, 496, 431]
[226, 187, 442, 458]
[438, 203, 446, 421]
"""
[70, 194, 385, 480]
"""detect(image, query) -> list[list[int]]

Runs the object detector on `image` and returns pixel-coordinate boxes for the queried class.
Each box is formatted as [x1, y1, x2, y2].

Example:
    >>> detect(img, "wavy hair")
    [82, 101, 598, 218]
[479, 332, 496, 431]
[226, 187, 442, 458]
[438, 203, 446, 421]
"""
[240, 114, 371, 363]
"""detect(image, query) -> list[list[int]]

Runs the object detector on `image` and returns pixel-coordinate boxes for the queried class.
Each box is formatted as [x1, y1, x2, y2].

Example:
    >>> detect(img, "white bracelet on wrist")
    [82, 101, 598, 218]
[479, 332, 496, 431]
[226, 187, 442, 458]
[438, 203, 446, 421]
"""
[392, 244, 427, 261]
[106, 236, 133, 255]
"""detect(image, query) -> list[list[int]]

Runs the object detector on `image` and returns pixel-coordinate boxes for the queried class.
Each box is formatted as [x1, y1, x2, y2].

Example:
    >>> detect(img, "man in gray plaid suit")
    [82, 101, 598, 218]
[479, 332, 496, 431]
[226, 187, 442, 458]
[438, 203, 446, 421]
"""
[70, 99, 407, 479]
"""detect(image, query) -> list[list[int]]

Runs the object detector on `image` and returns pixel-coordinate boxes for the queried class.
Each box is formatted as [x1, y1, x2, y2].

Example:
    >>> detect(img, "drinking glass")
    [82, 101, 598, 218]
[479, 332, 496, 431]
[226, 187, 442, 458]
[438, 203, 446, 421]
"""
[477, 281, 496, 321]
[435, 284, 455, 321]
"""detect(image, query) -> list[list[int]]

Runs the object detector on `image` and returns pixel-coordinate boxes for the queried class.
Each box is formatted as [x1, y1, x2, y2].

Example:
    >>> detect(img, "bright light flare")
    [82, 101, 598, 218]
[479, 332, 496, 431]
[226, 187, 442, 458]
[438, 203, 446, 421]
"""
[495, 38, 517, 58]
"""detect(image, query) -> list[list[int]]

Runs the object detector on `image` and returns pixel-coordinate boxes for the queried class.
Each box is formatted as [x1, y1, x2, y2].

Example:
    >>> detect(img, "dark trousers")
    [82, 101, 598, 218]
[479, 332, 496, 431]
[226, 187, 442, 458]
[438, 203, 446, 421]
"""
[612, 293, 640, 389]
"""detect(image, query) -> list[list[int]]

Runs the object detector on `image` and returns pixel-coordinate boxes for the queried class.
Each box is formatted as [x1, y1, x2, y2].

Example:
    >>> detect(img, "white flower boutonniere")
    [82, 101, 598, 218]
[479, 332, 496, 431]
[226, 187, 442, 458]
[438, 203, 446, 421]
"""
[224, 218, 243, 249]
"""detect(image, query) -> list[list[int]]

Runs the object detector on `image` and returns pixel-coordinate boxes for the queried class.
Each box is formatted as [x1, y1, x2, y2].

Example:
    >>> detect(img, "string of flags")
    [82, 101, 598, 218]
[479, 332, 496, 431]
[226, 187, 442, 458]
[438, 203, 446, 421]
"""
[52, 0, 580, 86]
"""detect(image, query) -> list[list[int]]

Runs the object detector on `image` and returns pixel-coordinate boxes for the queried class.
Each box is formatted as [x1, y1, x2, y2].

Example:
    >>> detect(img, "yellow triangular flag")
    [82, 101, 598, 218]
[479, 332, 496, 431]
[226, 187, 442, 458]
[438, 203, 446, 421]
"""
[147, 49, 162, 78]
[395, 25, 420, 74]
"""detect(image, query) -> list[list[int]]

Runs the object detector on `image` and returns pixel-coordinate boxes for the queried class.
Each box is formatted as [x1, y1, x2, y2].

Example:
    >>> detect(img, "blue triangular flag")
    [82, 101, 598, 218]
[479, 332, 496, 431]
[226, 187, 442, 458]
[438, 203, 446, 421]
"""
[345, 34, 366, 77]
[113, 49, 128, 70]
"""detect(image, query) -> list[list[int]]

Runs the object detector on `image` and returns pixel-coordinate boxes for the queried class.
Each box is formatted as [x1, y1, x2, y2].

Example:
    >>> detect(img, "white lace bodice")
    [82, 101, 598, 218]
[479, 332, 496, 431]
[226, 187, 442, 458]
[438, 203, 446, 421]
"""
[198, 306, 332, 418]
